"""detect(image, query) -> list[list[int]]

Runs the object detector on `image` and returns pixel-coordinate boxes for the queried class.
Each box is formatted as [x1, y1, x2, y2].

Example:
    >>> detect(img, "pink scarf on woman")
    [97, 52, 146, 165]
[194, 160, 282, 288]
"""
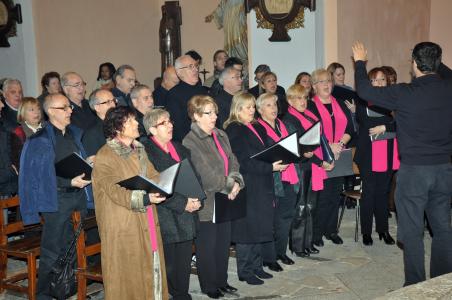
[257, 118, 299, 185]
[287, 106, 326, 191]
[313, 95, 347, 144]
[212, 131, 229, 176]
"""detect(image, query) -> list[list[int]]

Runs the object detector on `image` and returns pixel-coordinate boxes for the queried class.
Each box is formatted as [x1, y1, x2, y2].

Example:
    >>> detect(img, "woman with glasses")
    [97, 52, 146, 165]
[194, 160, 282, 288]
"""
[92, 106, 168, 299]
[142, 108, 201, 300]
[183, 95, 244, 299]
[224, 92, 287, 285]
[308, 69, 354, 247]
[354, 67, 398, 246]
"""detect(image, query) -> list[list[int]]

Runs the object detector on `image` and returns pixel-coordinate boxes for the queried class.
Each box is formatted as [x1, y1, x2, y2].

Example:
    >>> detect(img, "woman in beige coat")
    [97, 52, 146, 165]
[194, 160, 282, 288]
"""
[92, 106, 169, 300]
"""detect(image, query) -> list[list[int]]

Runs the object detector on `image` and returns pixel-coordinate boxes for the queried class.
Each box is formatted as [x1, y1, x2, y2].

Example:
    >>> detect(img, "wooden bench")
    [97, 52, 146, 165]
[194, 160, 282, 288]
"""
[72, 211, 102, 300]
[0, 195, 41, 300]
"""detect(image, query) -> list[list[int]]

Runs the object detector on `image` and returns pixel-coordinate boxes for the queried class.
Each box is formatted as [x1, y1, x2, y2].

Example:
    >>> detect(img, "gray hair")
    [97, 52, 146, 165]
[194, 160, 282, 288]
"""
[2, 78, 22, 93]
[43, 93, 64, 114]
[255, 92, 277, 111]
[143, 108, 170, 135]
[218, 66, 237, 86]
[60, 71, 82, 87]
[130, 84, 151, 100]
[113, 65, 135, 83]
[88, 88, 104, 110]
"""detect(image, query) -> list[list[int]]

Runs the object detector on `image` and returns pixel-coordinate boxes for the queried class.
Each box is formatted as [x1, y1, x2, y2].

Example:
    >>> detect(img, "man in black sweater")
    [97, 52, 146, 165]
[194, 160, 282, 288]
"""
[353, 41, 452, 287]
[166, 55, 207, 141]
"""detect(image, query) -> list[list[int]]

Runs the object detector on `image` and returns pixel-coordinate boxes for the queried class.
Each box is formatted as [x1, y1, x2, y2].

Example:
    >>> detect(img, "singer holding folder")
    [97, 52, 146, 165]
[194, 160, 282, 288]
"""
[307, 69, 354, 246]
[183, 96, 244, 299]
[92, 106, 168, 300]
[225, 92, 287, 284]
[142, 108, 201, 300]
[355, 68, 399, 246]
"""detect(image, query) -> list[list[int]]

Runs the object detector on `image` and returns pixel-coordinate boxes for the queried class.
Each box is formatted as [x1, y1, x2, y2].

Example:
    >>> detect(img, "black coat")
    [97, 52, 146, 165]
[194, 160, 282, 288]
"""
[213, 88, 233, 130]
[225, 122, 275, 243]
[82, 116, 105, 157]
[0, 125, 18, 196]
[0, 104, 18, 133]
[142, 137, 199, 244]
[355, 100, 396, 175]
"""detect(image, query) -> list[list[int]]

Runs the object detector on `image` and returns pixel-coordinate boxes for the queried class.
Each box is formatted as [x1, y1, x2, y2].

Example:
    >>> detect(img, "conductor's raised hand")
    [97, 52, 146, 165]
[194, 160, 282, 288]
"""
[352, 41, 368, 62]
[71, 173, 91, 188]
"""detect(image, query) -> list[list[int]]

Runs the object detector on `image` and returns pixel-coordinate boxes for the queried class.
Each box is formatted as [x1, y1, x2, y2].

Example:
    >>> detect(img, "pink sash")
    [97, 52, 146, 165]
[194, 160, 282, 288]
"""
[212, 131, 229, 176]
[246, 123, 265, 145]
[146, 207, 158, 252]
[288, 106, 326, 191]
[313, 95, 347, 144]
[151, 136, 181, 162]
[371, 138, 400, 172]
[257, 118, 299, 185]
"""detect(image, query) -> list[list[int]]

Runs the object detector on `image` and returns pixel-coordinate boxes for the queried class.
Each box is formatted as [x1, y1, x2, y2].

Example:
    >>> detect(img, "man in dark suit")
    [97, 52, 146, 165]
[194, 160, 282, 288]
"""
[1, 78, 23, 132]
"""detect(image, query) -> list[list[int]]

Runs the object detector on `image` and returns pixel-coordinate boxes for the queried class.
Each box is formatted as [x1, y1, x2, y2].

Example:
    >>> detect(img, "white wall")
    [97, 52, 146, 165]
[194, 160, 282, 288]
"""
[0, 0, 38, 96]
[247, 6, 321, 90]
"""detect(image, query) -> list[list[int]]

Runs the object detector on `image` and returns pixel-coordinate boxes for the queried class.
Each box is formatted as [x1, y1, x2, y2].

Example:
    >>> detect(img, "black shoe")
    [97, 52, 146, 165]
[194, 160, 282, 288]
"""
[313, 239, 324, 247]
[295, 250, 310, 257]
[206, 289, 224, 299]
[277, 254, 295, 265]
[362, 234, 373, 246]
[308, 246, 319, 254]
[263, 261, 283, 272]
[378, 232, 395, 245]
[326, 234, 343, 244]
[255, 269, 273, 279]
[238, 275, 264, 285]
[219, 284, 237, 293]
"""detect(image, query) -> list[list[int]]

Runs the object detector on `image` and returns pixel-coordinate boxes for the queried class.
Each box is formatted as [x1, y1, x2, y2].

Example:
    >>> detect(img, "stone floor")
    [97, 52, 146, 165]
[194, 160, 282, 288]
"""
[1, 207, 449, 300]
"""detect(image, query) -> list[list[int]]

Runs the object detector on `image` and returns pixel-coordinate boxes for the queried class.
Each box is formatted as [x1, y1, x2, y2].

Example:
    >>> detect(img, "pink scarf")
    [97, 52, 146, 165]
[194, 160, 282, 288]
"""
[151, 136, 181, 162]
[246, 123, 265, 145]
[313, 95, 347, 144]
[212, 131, 229, 176]
[257, 118, 299, 185]
[288, 106, 326, 191]
[371, 138, 400, 172]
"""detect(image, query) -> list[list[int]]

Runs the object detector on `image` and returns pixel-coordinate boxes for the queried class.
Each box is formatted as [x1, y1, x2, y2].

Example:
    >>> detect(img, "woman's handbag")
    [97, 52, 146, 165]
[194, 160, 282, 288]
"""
[49, 221, 83, 300]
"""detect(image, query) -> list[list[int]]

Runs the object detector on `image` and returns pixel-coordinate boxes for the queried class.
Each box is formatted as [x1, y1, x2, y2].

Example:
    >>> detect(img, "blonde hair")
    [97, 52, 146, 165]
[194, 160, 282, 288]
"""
[223, 92, 256, 129]
[187, 95, 218, 122]
[286, 84, 308, 100]
[17, 97, 42, 123]
[311, 68, 332, 85]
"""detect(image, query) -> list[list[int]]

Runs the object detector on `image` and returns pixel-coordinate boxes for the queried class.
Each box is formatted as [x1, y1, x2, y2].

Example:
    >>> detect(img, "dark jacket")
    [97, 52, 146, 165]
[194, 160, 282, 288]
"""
[213, 88, 233, 130]
[0, 104, 18, 133]
[142, 138, 198, 244]
[354, 100, 396, 175]
[166, 81, 208, 142]
[70, 99, 97, 131]
[355, 60, 452, 165]
[18, 123, 94, 225]
[225, 122, 275, 243]
[153, 85, 169, 108]
[182, 122, 244, 222]
[111, 87, 131, 107]
[82, 116, 105, 157]
[0, 126, 18, 196]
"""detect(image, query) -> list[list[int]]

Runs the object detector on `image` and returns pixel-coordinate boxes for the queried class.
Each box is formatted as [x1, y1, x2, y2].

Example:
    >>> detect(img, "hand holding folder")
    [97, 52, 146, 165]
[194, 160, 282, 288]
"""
[55, 152, 93, 180]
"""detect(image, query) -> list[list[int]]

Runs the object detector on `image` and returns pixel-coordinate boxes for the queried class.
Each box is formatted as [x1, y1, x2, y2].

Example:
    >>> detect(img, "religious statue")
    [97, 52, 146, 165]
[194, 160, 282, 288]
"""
[159, 1, 182, 74]
[205, 0, 248, 64]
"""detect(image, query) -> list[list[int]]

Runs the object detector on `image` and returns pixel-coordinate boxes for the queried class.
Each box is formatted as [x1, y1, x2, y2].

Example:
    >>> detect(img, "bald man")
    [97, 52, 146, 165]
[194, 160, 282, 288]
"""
[153, 66, 180, 108]
[19, 93, 93, 299]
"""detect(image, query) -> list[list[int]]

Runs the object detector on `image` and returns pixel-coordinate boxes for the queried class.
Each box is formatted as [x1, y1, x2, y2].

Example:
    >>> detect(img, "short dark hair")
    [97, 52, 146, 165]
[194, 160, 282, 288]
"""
[113, 65, 135, 83]
[412, 42, 442, 73]
[381, 66, 397, 84]
[103, 106, 136, 139]
[213, 50, 227, 61]
[97, 62, 116, 81]
[295, 72, 310, 84]
[225, 57, 243, 68]
[185, 50, 202, 63]
[40, 72, 61, 93]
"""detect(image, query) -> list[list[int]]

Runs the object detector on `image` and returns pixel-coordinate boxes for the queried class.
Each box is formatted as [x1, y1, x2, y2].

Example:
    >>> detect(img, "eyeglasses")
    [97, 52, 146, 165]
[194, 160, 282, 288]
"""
[153, 120, 174, 127]
[371, 78, 387, 83]
[96, 98, 117, 106]
[314, 79, 332, 85]
[178, 64, 199, 71]
[49, 104, 74, 112]
[65, 81, 86, 89]
[202, 111, 217, 116]
[229, 75, 243, 80]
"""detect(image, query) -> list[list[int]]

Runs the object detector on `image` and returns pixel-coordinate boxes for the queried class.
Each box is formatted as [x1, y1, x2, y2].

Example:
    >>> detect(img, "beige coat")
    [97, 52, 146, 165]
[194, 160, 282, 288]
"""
[92, 139, 168, 300]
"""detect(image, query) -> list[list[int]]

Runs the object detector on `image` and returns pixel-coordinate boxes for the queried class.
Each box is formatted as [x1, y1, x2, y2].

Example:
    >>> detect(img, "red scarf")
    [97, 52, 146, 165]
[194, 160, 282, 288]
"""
[212, 131, 229, 176]
[288, 106, 326, 191]
[257, 118, 299, 185]
[371, 138, 400, 172]
[150, 136, 181, 162]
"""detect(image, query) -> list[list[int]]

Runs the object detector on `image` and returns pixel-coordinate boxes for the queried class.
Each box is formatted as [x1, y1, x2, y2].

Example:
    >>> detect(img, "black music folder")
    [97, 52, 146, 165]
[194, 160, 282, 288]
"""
[213, 188, 246, 223]
[299, 122, 321, 153]
[326, 148, 354, 178]
[370, 131, 396, 142]
[174, 159, 206, 200]
[250, 132, 300, 164]
[55, 152, 93, 180]
[117, 162, 180, 195]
